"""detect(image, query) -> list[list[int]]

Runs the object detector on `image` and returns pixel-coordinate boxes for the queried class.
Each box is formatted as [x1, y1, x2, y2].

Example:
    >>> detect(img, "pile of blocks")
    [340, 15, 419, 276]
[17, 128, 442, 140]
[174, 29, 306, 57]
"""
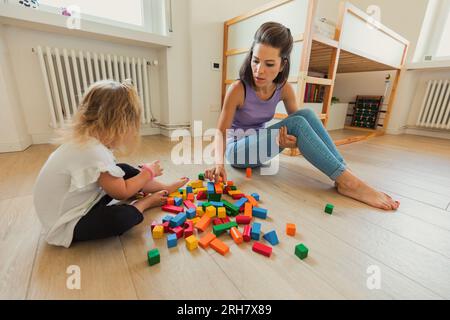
[147, 173, 311, 266]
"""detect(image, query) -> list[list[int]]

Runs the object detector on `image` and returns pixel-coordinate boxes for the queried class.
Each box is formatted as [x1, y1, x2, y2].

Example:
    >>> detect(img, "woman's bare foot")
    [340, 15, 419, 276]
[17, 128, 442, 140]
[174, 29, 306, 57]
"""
[164, 177, 190, 194]
[132, 190, 168, 213]
[335, 170, 400, 211]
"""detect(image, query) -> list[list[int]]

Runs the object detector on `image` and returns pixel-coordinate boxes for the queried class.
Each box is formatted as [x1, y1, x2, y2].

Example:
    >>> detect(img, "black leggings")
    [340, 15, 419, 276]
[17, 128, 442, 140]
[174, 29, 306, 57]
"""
[72, 163, 144, 243]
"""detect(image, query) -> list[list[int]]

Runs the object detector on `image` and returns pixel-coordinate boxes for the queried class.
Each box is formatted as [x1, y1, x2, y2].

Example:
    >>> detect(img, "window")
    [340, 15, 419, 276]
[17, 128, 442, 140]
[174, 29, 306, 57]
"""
[435, 10, 450, 58]
[39, 0, 144, 27]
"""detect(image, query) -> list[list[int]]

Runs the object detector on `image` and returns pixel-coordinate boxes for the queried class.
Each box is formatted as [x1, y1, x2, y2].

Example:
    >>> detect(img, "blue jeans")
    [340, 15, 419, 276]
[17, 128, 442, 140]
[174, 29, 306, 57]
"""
[225, 108, 347, 181]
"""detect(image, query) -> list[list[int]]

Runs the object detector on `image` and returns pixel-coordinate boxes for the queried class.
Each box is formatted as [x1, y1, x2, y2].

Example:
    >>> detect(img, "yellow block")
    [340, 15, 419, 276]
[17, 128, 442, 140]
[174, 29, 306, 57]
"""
[191, 180, 204, 188]
[206, 206, 216, 218]
[182, 193, 187, 200]
[228, 190, 242, 196]
[217, 207, 226, 219]
[196, 206, 205, 217]
[169, 192, 181, 198]
[185, 235, 198, 251]
[196, 187, 207, 193]
[189, 217, 201, 225]
[152, 225, 164, 239]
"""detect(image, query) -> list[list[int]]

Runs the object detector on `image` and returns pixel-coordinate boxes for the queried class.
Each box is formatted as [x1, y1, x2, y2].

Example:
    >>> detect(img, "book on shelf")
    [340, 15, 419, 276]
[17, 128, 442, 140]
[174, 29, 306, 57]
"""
[304, 83, 326, 103]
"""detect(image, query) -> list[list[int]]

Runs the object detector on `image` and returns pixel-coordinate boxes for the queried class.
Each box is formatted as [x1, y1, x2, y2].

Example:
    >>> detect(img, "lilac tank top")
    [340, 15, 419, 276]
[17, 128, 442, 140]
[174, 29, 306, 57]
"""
[228, 81, 282, 142]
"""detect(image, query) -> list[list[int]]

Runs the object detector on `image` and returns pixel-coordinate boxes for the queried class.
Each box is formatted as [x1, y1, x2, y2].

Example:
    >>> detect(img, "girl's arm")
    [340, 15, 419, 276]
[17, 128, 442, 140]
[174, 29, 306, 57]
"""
[282, 83, 298, 115]
[98, 170, 151, 201]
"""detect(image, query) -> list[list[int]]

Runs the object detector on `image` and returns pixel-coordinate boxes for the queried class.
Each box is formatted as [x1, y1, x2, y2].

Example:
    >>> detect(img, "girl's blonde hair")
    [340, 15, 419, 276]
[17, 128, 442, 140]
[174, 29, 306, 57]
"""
[64, 80, 142, 153]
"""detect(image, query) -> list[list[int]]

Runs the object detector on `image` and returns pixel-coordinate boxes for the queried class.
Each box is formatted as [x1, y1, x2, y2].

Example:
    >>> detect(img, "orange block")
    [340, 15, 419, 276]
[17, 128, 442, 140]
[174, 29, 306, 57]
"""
[214, 183, 223, 194]
[246, 167, 252, 178]
[199, 233, 216, 249]
[187, 193, 195, 202]
[226, 181, 234, 186]
[286, 223, 296, 236]
[210, 238, 229, 256]
[167, 197, 174, 206]
[245, 195, 258, 207]
[195, 214, 211, 232]
[244, 203, 253, 218]
[230, 227, 243, 245]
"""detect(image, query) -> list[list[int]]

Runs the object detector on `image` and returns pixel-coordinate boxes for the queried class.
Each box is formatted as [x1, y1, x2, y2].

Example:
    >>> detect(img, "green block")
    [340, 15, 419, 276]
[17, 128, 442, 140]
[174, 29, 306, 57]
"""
[325, 204, 334, 215]
[208, 193, 222, 202]
[147, 248, 160, 266]
[230, 186, 237, 191]
[295, 244, 309, 260]
[222, 200, 239, 216]
[213, 222, 238, 236]
[202, 202, 212, 211]
[198, 173, 205, 181]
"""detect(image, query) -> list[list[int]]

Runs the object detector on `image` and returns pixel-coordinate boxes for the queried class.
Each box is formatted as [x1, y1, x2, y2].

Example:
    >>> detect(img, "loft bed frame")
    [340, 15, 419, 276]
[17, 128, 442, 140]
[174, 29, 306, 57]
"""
[222, 0, 409, 156]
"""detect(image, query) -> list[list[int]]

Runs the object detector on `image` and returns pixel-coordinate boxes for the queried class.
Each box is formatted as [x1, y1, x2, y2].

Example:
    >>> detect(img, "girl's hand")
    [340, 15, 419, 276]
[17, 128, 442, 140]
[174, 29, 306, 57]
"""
[278, 126, 297, 149]
[141, 160, 163, 178]
[205, 165, 227, 183]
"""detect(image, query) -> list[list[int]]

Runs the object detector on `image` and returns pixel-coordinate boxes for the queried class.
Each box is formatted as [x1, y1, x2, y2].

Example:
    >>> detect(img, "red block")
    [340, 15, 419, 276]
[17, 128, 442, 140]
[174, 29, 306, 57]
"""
[252, 242, 272, 258]
[162, 221, 170, 233]
[213, 218, 223, 226]
[162, 205, 184, 214]
[151, 221, 158, 231]
[197, 191, 207, 200]
[169, 226, 184, 239]
[221, 217, 230, 224]
[223, 186, 230, 195]
[232, 194, 245, 200]
[236, 216, 251, 225]
[183, 200, 196, 210]
[183, 221, 194, 238]
[243, 225, 251, 242]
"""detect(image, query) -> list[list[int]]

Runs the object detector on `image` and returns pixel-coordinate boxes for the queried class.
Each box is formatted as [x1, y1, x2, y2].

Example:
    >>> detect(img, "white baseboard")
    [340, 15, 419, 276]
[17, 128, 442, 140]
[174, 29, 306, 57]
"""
[405, 127, 450, 140]
[0, 137, 32, 153]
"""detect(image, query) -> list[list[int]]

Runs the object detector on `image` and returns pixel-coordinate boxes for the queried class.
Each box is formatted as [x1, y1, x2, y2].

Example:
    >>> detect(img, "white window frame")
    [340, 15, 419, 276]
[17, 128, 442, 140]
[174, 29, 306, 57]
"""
[422, 0, 450, 62]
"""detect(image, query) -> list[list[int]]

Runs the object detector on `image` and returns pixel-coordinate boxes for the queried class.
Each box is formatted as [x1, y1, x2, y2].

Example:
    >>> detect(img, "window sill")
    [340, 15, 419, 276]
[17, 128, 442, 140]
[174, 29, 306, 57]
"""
[0, 3, 172, 49]
[406, 60, 450, 71]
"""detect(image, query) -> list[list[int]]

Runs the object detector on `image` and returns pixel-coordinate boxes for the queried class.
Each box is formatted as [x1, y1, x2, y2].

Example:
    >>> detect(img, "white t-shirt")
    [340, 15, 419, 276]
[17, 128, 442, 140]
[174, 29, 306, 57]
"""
[33, 138, 125, 248]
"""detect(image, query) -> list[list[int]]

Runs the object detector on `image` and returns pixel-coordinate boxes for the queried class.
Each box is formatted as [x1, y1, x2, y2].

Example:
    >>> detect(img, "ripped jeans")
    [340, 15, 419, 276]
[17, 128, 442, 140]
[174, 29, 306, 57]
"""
[225, 108, 347, 181]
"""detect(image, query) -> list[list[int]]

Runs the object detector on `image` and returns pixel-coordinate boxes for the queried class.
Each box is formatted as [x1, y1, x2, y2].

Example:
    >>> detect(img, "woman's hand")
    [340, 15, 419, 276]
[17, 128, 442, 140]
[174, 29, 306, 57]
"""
[141, 160, 163, 178]
[205, 165, 227, 183]
[278, 126, 297, 149]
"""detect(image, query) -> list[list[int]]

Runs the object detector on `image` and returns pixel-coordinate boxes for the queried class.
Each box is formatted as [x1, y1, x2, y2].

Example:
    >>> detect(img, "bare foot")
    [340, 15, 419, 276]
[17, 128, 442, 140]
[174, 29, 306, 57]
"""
[335, 171, 400, 211]
[164, 177, 190, 194]
[132, 190, 168, 213]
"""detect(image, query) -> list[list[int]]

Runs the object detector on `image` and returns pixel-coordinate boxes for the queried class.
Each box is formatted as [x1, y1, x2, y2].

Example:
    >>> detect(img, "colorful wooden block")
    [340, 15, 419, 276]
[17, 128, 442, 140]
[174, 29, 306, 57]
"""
[325, 204, 334, 215]
[243, 225, 251, 242]
[186, 208, 196, 219]
[207, 182, 215, 194]
[230, 227, 243, 245]
[226, 181, 234, 186]
[170, 212, 187, 228]
[185, 235, 198, 251]
[286, 223, 296, 236]
[189, 217, 200, 225]
[234, 197, 248, 210]
[197, 190, 207, 200]
[252, 207, 268, 219]
[295, 243, 309, 260]
[236, 215, 251, 225]
[167, 197, 175, 206]
[196, 206, 205, 217]
[198, 173, 205, 181]
[152, 225, 164, 239]
[195, 214, 211, 232]
[214, 184, 223, 194]
[222, 200, 239, 216]
[186, 186, 193, 194]
[221, 217, 231, 224]
[245, 195, 258, 207]
[213, 221, 238, 236]
[210, 238, 229, 256]
[210, 201, 224, 207]
[213, 218, 223, 225]
[162, 221, 170, 233]
[252, 242, 272, 258]
[199, 233, 216, 249]
[246, 167, 252, 178]
[207, 193, 222, 202]
[251, 222, 261, 240]
[217, 207, 227, 219]
[183, 221, 194, 238]
[244, 203, 253, 218]
[162, 205, 184, 214]
[251, 193, 260, 201]
[206, 206, 217, 218]
[169, 226, 184, 239]
[174, 197, 183, 206]
[151, 221, 158, 231]
[184, 200, 196, 211]
[191, 180, 204, 188]
[167, 233, 178, 248]
[187, 193, 195, 202]
[147, 248, 160, 266]
[162, 215, 173, 224]
[202, 202, 212, 211]
[263, 230, 279, 246]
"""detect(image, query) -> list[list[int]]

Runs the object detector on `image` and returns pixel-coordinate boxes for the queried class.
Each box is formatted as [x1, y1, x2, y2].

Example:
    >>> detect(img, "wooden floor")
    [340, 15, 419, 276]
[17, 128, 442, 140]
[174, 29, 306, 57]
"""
[1, 134, 449, 300]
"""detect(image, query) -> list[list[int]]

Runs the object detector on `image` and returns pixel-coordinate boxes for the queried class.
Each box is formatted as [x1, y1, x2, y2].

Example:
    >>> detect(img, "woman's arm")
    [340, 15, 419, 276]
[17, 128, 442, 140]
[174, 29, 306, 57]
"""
[282, 83, 298, 115]
[98, 170, 151, 201]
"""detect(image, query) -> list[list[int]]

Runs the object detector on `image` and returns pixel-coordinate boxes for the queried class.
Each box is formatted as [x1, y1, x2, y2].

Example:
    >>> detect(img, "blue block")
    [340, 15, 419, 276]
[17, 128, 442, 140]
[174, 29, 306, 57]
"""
[162, 215, 173, 223]
[251, 222, 261, 240]
[234, 197, 248, 209]
[186, 208, 196, 219]
[251, 193, 260, 201]
[252, 207, 268, 219]
[207, 182, 215, 194]
[186, 186, 193, 194]
[167, 233, 178, 248]
[174, 197, 183, 206]
[209, 201, 224, 207]
[170, 213, 186, 227]
[263, 230, 279, 246]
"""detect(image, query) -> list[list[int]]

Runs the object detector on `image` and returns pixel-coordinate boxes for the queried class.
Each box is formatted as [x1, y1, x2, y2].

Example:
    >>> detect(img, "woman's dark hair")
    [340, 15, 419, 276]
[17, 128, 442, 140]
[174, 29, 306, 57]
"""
[239, 22, 293, 88]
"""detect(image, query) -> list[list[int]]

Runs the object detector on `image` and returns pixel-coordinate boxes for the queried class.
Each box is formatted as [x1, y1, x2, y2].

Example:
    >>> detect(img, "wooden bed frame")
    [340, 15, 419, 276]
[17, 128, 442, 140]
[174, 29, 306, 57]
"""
[221, 0, 410, 156]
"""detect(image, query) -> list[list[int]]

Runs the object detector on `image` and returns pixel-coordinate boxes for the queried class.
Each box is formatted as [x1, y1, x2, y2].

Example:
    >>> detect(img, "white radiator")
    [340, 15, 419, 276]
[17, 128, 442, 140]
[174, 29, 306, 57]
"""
[35, 46, 154, 128]
[416, 80, 450, 130]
